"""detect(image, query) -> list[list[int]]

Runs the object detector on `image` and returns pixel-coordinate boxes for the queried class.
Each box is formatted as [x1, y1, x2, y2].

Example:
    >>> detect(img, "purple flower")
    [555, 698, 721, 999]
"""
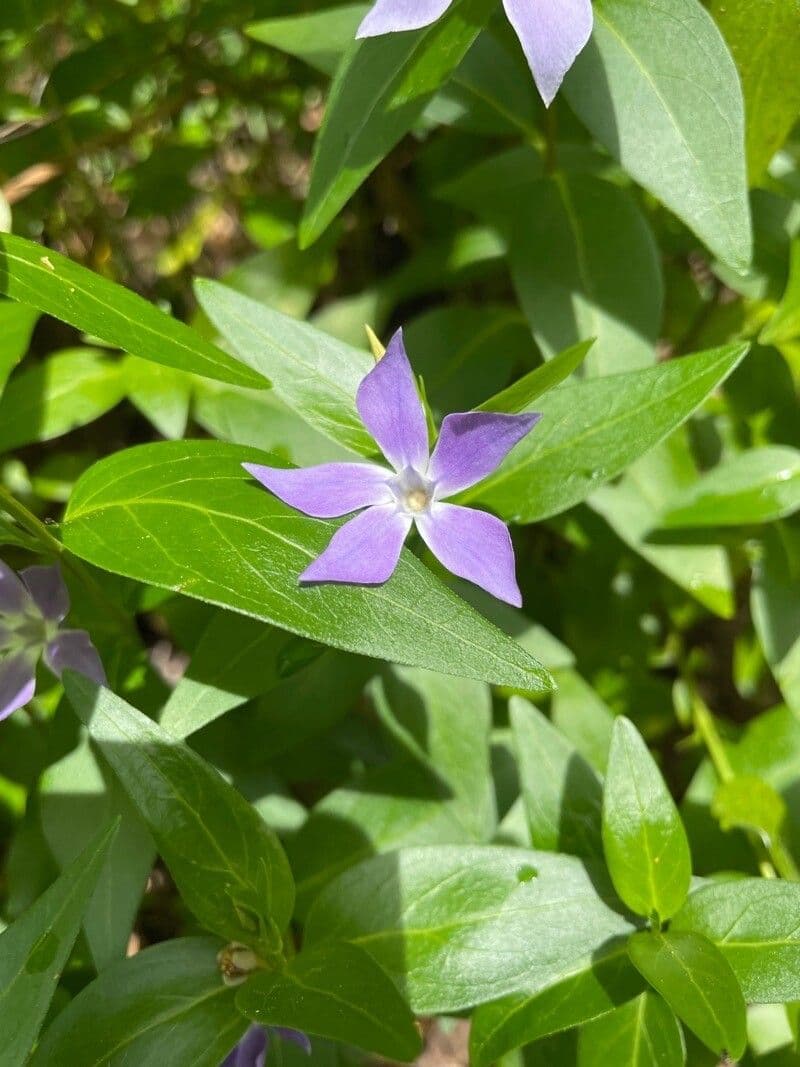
[222, 1025, 311, 1067]
[356, 0, 593, 106]
[244, 329, 540, 607]
[0, 561, 106, 722]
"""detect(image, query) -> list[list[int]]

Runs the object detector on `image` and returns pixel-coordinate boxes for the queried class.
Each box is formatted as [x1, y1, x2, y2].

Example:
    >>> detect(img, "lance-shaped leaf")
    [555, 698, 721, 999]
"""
[463, 343, 748, 524]
[300, 0, 495, 247]
[577, 993, 685, 1067]
[60, 440, 552, 692]
[476, 339, 593, 414]
[236, 941, 421, 1061]
[628, 931, 746, 1060]
[0, 233, 264, 387]
[63, 673, 295, 958]
[30, 938, 245, 1067]
[751, 523, 800, 714]
[564, 0, 751, 269]
[305, 845, 638, 1014]
[673, 879, 800, 1003]
[602, 718, 691, 922]
[0, 819, 119, 1066]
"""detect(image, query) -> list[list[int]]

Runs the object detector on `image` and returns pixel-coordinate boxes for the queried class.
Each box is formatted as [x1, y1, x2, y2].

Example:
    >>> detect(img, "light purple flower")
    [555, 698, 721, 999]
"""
[222, 1025, 311, 1067]
[356, 0, 593, 106]
[244, 329, 540, 608]
[0, 561, 106, 722]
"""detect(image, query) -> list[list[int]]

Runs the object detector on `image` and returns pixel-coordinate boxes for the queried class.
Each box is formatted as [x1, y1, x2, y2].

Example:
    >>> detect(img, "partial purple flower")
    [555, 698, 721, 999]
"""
[0, 561, 106, 722]
[244, 329, 540, 608]
[222, 1025, 311, 1067]
[356, 0, 593, 107]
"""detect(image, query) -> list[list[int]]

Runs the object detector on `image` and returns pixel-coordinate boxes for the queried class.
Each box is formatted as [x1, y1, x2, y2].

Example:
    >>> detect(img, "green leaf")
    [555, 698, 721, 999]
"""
[123, 356, 191, 440]
[247, 5, 367, 76]
[710, 0, 800, 183]
[30, 937, 245, 1067]
[469, 945, 644, 1067]
[236, 940, 421, 1061]
[61, 440, 553, 692]
[463, 343, 749, 524]
[63, 672, 295, 958]
[289, 667, 495, 913]
[0, 347, 125, 453]
[761, 238, 800, 345]
[505, 174, 663, 375]
[673, 879, 800, 1003]
[195, 278, 375, 454]
[662, 446, 800, 527]
[602, 717, 691, 922]
[510, 696, 603, 860]
[39, 738, 155, 972]
[711, 774, 790, 847]
[0, 819, 118, 1066]
[299, 0, 495, 246]
[752, 523, 800, 713]
[0, 233, 264, 387]
[477, 339, 594, 414]
[550, 670, 615, 775]
[0, 299, 38, 396]
[577, 993, 686, 1067]
[564, 0, 751, 269]
[305, 845, 638, 1014]
[628, 931, 747, 1060]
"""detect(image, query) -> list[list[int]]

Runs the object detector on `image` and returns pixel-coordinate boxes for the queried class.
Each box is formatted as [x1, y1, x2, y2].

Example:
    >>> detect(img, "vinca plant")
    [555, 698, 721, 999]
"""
[1, 0, 800, 1065]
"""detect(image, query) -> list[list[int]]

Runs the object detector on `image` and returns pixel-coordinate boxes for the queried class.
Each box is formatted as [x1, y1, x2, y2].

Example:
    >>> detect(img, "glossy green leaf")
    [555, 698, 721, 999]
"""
[663, 446, 800, 527]
[289, 667, 495, 912]
[63, 672, 295, 958]
[123, 356, 191, 440]
[305, 845, 638, 1013]
[0, 233, 264, 387]
[0, 299, 38, 396]
[550, 671, 615, 775]
[195, 279, 373, 455]
[299, 0, 494, 247]
[61, 440, 553, 692]
[0, 348, 126, 453]
[236, 940, 421, 1061]
[510, 696, 603, 860]
[247, 5, 367, 76]
[711, 0, 800, 183]
[506, 174, 662, 375]
[0, 819, 118, 1067]
[673, 879, 800, 1003]
[477, 339, 594, 414]
[30, 937, 245, 1067]
[564, 0, 751, 269]
[711, 774, 791, 849]
[752, 523, 800, 713]
[577, 993, 686, 1067]
[469, 944, 644, 1067]
[463, 343, 749, 524]
[628, 931, 747, 1060]
[602, 717, 691, 922]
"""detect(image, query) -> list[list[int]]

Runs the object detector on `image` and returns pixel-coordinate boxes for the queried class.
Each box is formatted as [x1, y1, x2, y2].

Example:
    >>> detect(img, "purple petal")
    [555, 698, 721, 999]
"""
[357, 0, 453, 37]
[0, 560, 32, 616]
[222, 1025, 268, 1067]
[356, 329, 429, 474]
[301, 505, 412, 585]
[44, 630, 106, 685]
[271, 1028, 312, 1055]
[0, 650, 37, 722]
[503, 0, 593, 106]
[20, 565, 70, 623]
[416, 503, 522, 607]
[429, 411, 541, 498]
[243, 462, 393, 519]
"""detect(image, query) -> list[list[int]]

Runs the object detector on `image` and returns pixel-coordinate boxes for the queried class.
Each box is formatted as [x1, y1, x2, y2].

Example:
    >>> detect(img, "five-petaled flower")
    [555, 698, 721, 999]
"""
[244, 329, 540, 607]
[222, 1025, 311, 1067]
[0, 561, 106, 722]
[356, 0, 593, 107]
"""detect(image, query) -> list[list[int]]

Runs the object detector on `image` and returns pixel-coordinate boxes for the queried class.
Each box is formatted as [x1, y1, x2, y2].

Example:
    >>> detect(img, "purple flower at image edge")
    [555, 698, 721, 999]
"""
[0, 561, 106, 722]
[223, 1025, 311, 1067]
[355, 0, 593, 106]
[244, 329, 541, 608]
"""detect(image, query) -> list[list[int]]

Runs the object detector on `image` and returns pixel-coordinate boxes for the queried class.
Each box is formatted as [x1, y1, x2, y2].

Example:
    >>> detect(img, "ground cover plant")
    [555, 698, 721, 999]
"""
[1, 0, 800, 1064]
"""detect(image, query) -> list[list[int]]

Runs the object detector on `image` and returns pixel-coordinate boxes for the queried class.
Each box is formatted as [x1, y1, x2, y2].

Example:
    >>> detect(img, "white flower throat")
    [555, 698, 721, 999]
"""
[389, 466, 435, 516]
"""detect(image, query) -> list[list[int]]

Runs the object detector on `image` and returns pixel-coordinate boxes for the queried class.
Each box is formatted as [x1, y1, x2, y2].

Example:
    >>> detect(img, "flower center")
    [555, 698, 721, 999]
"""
[389, 466, 435, 516]
[405, 489, 429, 513]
